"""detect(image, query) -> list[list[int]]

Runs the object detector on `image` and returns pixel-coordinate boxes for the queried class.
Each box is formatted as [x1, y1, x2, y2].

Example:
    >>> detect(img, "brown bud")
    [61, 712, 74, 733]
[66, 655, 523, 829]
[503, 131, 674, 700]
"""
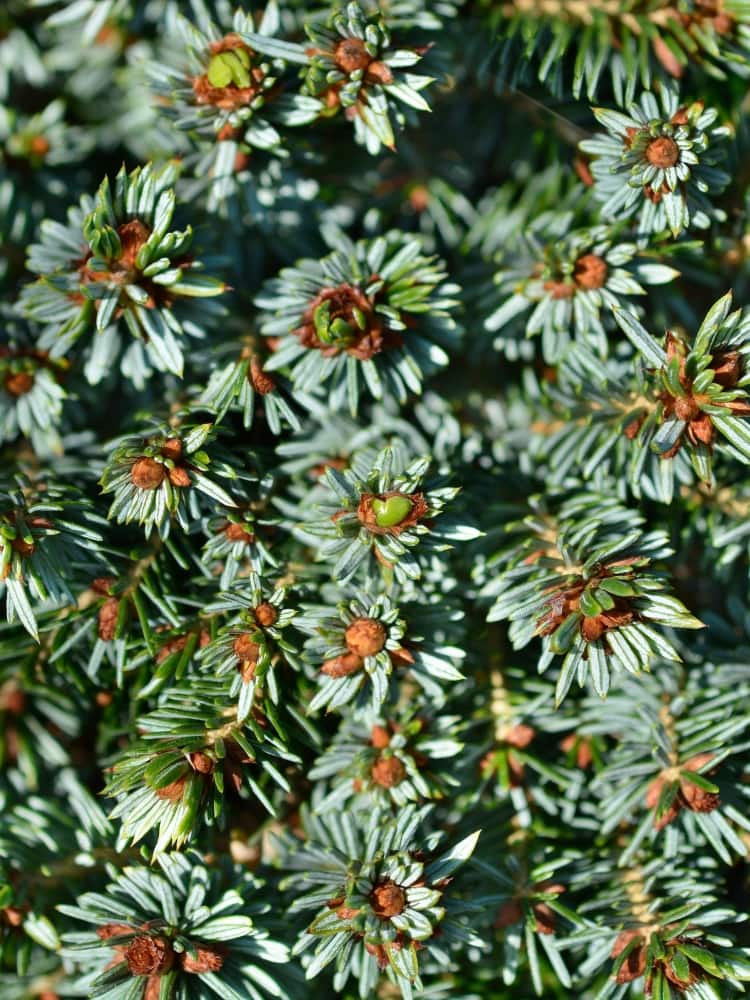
[131, 458, 165, 490]
[98, 596, 121, 641]
[680, 753, 720, 813]
[321, 652, 363, 677]
[124, 935, 174, 976]
[369, 880, 406, 919]
[3, 372, 34, 397]
[645, 136, 680, 168]
[573, 254, 608, 291]
[167, 465, 191, 488]
[224, 522, 253, 543]
[161, 438, 183, 461]
[254, 602, 278, 627]
[1, 907, 25, 927]
[408, 185, 430, 212]
[711, 349, 743, 388]
[345, 617, 387, 657]
[560, 733, 594, 769]
[573, 156, 594, 187]
[233, 633, 260, 663]
[645, 775, 682, 829]
[371, 755, 406, 788]
[673, 396, 699, 421]
[189, 751, 214, 774]
[652, 34, 684, 78]
[624, 415, 645, 439]
[370, 725, 391, 749]
[335, 37, 372, 73]
[0, 685, 26, 715]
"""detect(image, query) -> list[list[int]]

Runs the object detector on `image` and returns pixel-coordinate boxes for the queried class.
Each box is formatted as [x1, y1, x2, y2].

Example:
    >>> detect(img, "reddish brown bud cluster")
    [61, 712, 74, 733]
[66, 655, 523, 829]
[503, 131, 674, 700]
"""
[327, 36, 394, 85]
[645, 753, 720, 830]
[542, 253, 608, 300]
[293, 283, 401, 360]
[130, 438, 192, 491]
[193, 35, 266, 110]
[81, 219, 166, 311]
[96, 924, 226, 981]
[611, 928, 702, 991]
[536, 561, 640, 644]
[651, 335, 750, 459]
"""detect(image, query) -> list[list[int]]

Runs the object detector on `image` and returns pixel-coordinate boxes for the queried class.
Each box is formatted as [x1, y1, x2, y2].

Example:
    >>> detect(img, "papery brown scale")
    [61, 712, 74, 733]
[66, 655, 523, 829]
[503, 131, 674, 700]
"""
[155, 776, 188, 802]
[167, 466, 191, 488]
[179, 944, 226, 973]
[321, 651, 363, 677]
[250, 355, 276, 394]
[98, 597, 121, 641]
[611, 929, 647, 983]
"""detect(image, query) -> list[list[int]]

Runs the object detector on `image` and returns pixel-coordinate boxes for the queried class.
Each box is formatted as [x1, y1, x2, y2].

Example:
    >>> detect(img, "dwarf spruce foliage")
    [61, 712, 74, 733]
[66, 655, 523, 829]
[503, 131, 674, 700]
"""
[5, 2, 750, 1000]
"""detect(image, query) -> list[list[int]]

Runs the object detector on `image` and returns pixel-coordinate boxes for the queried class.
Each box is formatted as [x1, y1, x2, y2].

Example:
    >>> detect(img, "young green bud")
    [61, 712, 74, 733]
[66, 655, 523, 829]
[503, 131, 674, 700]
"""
[372, 494, 413, 528]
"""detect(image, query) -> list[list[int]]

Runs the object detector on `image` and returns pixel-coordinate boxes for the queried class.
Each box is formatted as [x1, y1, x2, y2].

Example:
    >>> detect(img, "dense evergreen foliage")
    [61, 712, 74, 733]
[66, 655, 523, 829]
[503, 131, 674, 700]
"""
[4, 2, 750, 998]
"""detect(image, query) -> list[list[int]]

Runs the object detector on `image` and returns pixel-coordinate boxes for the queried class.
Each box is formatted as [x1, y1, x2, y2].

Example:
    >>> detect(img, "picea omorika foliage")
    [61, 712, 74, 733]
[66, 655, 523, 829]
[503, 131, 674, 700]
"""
[5, 1, 750, 999]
